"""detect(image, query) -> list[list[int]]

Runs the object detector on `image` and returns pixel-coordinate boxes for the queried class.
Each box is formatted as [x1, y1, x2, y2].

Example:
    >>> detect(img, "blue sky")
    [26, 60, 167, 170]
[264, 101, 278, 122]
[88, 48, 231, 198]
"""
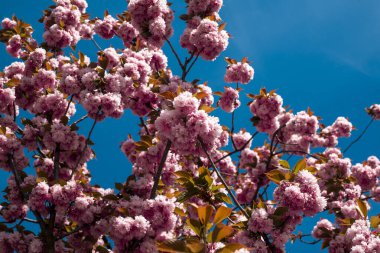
[1, 0, 380, 251]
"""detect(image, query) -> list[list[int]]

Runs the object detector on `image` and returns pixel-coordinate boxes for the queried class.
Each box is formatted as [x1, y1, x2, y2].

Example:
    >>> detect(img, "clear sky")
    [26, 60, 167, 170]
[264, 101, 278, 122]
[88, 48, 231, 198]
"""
[1, 0, 380, 251]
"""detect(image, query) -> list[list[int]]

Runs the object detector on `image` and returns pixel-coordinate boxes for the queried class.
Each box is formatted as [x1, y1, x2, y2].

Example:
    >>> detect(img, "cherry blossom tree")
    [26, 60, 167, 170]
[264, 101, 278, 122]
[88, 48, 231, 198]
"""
[0, 0, 379, 252]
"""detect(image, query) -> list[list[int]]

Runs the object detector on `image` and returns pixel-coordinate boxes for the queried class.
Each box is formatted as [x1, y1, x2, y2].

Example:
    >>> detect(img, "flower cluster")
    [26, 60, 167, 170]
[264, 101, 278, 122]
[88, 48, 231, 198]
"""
[42, 0, 89, 48]
[367, 104, 380, 120]
[218, 86, 240, 113]
[224, 60, 254, 84]
[250, 90, 284, 134]
[180, 1, 229, 61]
[128, 0, 174, 48]
[110, 195, 178, 252]
[324, 220, 380, 253]
[274, 170, 326, 216]
[155, 91, 228, 156]
[187, 0, 223, 17]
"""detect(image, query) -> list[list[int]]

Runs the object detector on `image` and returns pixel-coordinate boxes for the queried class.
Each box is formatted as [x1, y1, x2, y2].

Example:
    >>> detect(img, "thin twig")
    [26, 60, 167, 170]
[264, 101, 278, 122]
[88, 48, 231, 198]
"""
[165, 37, 184, 69]
[12, 102, 16, 122]
[139, 117, 150, 135]
[72, 114, 88, 125]
[182, 50, 202, 80]
[70, 110, 101, 178]
[214, 132, 258, 164]
[230, 111, 238, 151]
[64, 95, 73, 116]
[150, 141, 172, 199]
[7, 154, 48, 240]
[53, 144, 60, 180]
[343, 118, 374, 154]
[198, 137, 249, 219]
[251, 126, 284, 204]
[274, 150, 320, 160]
[91, 38, 102, 51]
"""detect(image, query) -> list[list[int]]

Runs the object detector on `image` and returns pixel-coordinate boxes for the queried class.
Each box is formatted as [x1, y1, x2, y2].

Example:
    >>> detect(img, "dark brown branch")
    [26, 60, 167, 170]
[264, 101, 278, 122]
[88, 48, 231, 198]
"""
[182, 50, 202, 80]
[214, 132, 258, 164]
[165, 37, 184, 69]
[198, 138, 249, 219]
[274, 150, 320, 160]
[139, 117, 150, 135]
[53, 144, 60, 180]
[343, 118, 374, 154]
[72, 114, 88, 125]
[8, 154, 48, 246]
[91, 38, 102, 51]
[70, 110, 101, 178]
[64, 95, 73, 116]
[12, 102, 16, 122]
[251, 126, 284, 204]
[150, 140, 172, 199]
[230, 111, 238, 151]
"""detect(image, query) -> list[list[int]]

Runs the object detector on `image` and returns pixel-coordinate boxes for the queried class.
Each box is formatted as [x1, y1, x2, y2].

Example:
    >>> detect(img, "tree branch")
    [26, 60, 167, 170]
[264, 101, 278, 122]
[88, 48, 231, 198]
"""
[150, 140, 172, 199]
[91, 38, 102, 51]
[72, 114, 88, 126]
[343, 118, 374, 154]
[70, 110, 101, 178]
[165, 37, 184, 69]
[214, 132, 258, 164]
[198, 137, 249, 219]
[182, 50, 202, 80]
[139, 117, 150, 135]
[53, 144, 60, 180]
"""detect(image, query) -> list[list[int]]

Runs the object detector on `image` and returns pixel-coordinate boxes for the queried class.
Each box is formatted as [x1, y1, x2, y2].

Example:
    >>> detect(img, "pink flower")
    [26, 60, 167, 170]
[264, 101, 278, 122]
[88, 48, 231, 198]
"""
[367, 104, 380, 120]
[218, 86, 240, 113]
[331, 117, 353, 137]
[94, 15, 117, 39]
[188, 0, 223, 16]
[116, 21, 138, 46]
[312, 219, 335, 239]
[128, 0, 174, 48]
[188, 19, 229, 61]
[232, 130, 252, 150]
[248, 208, 274, 234]
[274, 170, 326, 216]
[224, 61, 254, 84]
[351, 163, 377, 191]
[250, 91, 283, 134]
[173, 91, 200, 116]
[1, 18, 16, 29]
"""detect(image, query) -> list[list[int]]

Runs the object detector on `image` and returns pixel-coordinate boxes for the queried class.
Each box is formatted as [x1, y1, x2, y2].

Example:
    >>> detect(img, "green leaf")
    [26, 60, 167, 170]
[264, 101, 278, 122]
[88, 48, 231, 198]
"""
[321, 239, 330, 250]
[175, 171, 193, 179]
[157, 240, 189, 253]
[177, 188, 199, 202]
[265, 169, 285, 184]
[96, 246, 109, 253]
[213, 206, 232, 224]
[357, 199, 368, 218]
[293, 158, 306, 174]
[103, 194, 119, 201]
[199, 104, 216, 113]
[209, 224, 234, 243]
[215, 243, 247, 253]
[197, 205, 214, 225]
[273, 206, 289, 217]
[370, 215, 380, 228]
[186, 219, 202, 237]
[218, 193, 232, 205]
[115, 183, 123, 191]
[279, 160, 290, 169]
[186, 240, 205, 253]
[174, 207, 186, 217]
